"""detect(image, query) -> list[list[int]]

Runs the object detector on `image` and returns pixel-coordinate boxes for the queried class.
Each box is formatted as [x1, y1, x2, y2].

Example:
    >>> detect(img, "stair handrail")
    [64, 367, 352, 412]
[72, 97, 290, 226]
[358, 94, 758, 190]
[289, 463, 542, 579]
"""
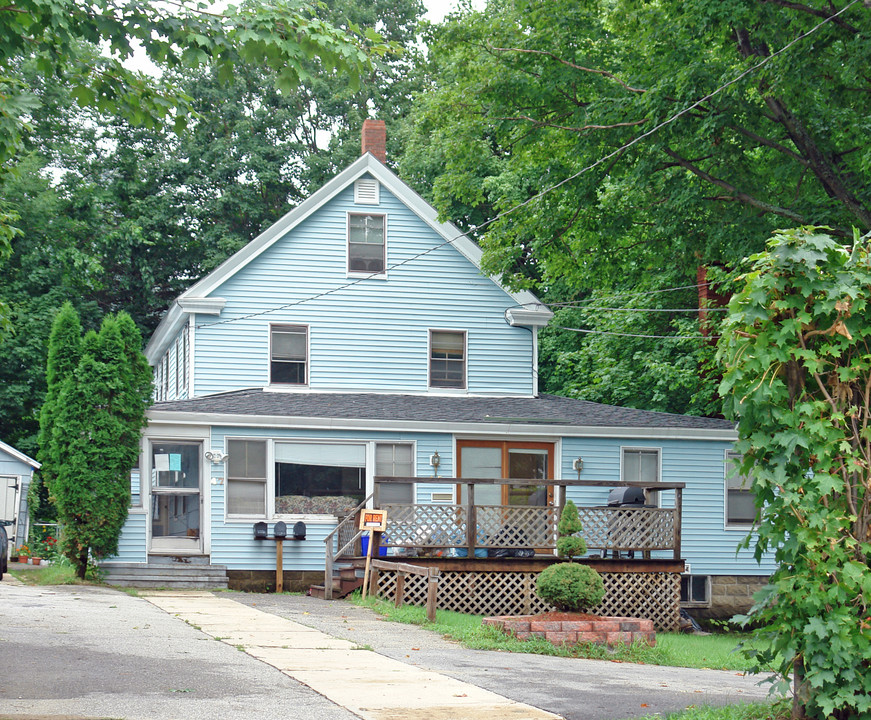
[323, 493, 373, 600]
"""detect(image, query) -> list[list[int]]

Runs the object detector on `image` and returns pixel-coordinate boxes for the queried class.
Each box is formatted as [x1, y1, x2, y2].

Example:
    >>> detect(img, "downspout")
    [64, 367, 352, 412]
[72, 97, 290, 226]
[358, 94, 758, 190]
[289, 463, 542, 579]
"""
[532, 326, 539, 397]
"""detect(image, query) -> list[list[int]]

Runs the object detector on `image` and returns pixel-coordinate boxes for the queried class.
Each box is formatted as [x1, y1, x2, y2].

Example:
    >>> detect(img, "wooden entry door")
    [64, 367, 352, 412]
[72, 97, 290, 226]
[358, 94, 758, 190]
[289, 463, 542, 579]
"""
[456, 440, 554, 505]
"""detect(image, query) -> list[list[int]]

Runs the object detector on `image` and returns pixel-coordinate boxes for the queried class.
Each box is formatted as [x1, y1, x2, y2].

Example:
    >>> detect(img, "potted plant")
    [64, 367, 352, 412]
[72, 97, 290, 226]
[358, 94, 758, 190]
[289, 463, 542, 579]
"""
[17, 543, 30, 563]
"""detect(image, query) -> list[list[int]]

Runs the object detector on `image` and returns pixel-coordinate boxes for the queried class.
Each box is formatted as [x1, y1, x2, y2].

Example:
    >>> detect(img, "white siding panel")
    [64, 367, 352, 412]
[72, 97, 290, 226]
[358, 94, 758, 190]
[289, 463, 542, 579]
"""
[192, 185, 534, 396]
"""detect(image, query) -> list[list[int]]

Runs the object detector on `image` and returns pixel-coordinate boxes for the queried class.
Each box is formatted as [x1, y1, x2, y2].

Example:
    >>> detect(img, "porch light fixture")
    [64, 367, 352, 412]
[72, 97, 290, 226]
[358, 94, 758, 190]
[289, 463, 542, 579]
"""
[572, 457, 584, 479]
[205, 451, 229, 464]
[429, 451, 441, 477]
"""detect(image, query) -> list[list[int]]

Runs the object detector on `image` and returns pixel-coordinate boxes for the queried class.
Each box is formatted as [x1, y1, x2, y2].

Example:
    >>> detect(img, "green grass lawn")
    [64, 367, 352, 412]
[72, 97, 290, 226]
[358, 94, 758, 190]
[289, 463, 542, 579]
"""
[353, 593, 755, 670]
[632, 702, 790, 720]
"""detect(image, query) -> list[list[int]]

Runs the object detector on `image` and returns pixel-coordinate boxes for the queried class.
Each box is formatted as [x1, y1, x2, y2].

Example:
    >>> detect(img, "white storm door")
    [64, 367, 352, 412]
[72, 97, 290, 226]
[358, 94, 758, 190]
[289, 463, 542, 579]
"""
[149, 442, 202, 553]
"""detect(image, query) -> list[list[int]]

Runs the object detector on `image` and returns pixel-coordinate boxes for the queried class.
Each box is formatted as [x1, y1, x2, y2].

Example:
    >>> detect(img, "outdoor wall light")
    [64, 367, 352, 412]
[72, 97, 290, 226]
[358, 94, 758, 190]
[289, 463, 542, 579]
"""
[205, 451, 229, 464]
[293, 521, 307, 540]
[572, 457, 584, 477]
[273, 521, 288, 539]
[253, 521, 268, 540]
[430, 451, 441, 468]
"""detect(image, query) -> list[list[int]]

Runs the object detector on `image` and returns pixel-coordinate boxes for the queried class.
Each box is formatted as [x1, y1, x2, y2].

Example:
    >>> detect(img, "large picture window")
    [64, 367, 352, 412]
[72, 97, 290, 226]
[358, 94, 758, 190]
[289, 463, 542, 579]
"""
[348, 213, 385, 273]
[725, 451, 757, 526]
[274, 442, 365, 516]
[270, 325, 307, 385]
[429, 330, 466, 389]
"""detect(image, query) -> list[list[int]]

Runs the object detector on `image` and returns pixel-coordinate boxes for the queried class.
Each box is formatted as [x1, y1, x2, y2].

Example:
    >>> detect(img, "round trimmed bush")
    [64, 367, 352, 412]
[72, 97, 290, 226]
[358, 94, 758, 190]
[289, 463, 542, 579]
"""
[536, 562, 605, 612]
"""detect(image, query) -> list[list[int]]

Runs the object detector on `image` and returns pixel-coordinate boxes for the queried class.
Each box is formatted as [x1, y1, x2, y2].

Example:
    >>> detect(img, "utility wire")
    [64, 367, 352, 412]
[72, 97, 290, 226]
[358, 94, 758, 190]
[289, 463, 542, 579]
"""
[552, 325, 719, 341]
[195, 1, 856, 330]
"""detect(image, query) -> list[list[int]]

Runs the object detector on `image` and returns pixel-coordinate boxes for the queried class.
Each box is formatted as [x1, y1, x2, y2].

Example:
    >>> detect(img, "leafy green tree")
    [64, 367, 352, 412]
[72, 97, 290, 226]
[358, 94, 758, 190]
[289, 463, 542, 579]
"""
[48, 312, 151, 579]
[31, 301, 82, 522]
[718, 227, 871, 720]
[399, 0, 870, 412]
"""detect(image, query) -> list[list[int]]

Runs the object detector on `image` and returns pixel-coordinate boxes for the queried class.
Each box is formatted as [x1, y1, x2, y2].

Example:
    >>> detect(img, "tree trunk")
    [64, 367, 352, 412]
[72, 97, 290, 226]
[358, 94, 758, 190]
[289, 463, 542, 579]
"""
[793, 658, 810, 720]
[76, 548, 89, 580]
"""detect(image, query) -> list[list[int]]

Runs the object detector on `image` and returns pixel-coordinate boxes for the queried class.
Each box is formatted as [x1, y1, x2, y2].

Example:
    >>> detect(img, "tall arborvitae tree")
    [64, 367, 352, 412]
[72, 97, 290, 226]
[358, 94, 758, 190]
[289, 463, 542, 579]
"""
[33, 301, 82, 522]
[49, 313, 151, 578]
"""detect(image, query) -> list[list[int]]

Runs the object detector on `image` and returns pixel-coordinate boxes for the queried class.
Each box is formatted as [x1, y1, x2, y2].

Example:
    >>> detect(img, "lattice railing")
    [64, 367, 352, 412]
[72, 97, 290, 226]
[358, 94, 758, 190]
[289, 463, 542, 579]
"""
[576, 507, 675, 552]
[374, 567, 681, 631]
[380, 503, 674, 555]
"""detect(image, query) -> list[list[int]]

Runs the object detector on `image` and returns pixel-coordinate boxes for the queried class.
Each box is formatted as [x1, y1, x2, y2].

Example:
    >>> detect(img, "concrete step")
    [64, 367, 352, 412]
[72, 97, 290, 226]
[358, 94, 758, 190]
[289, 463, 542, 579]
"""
[100, 562, 229, 589]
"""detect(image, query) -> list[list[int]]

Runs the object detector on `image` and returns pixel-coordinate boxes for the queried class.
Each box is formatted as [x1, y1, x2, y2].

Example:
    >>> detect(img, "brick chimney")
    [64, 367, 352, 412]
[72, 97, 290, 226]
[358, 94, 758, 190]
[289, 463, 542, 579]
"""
[361, 119, 386, 163]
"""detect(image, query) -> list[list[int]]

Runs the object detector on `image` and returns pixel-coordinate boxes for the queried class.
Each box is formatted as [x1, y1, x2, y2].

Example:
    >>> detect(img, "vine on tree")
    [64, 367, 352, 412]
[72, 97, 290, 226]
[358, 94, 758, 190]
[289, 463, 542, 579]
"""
[718, 227, 871, 720]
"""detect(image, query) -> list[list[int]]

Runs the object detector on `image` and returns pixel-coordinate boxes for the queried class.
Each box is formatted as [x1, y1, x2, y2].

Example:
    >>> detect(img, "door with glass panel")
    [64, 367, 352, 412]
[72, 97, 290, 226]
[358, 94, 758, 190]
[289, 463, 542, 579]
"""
[149, 441, 202, 552]
[457, 441, 554, 550]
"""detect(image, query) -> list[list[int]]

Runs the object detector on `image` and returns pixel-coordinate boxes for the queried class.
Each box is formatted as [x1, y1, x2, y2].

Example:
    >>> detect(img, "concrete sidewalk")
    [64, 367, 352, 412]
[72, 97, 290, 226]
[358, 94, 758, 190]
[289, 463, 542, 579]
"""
[144, 591, 559, 720]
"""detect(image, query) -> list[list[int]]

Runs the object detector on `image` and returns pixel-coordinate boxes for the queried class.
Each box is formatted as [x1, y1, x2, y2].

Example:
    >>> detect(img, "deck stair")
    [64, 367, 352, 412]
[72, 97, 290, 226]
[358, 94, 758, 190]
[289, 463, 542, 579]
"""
[100, 557, 229, 589]
[309, 562, 363, 599]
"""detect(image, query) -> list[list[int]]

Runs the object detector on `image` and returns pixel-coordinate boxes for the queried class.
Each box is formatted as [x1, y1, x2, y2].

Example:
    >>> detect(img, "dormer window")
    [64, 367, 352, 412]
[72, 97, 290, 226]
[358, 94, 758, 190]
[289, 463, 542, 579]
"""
[270, 325, 307, 385]
[429, 330, 466, 389]
[348, 213, 385, 274]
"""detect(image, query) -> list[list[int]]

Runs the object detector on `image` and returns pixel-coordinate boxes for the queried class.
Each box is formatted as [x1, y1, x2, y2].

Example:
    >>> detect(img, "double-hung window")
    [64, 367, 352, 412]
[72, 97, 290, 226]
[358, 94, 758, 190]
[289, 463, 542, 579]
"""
[348, 213, 385, 273]
[725, 451, 757, 526]
[227, 439, 267, 516]
[429, 330, 466, 389]
[270, 325, 307, 385]
[375, 443, 415, 504]
[621, 447, 660, 504]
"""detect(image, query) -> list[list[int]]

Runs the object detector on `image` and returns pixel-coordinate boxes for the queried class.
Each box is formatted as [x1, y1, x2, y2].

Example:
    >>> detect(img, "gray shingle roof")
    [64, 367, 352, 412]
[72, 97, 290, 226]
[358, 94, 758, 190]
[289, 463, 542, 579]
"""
[150, 389, 734, 431]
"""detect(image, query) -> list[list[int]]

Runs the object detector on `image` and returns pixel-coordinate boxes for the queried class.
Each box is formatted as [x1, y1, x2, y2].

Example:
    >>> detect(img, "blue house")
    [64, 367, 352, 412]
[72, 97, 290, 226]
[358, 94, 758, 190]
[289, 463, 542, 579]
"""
[109, 122, 774, 620]
[1, 439, 39, 550]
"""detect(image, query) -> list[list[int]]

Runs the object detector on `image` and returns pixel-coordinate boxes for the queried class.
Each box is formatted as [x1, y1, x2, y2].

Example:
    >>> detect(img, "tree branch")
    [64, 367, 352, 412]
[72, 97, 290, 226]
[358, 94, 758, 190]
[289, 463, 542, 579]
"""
[760, 0, 861, 34]
[487, 45, 646, 94]
[663, 147, 808, 224]
[500, 114, 647, 133]
[727, 124, 809, 165]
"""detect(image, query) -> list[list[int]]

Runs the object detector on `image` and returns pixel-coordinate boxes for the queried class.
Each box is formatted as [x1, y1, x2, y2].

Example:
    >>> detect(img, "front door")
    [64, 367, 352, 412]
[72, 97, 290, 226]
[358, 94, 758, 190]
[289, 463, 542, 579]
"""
[149, 442, 202, 553]
[457, 440, 555, 505]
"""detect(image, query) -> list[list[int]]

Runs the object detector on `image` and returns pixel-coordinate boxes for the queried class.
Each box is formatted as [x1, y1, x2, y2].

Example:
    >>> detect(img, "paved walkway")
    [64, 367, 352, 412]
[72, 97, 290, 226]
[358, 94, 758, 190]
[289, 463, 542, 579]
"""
[144, 591, 558, 720]
[1, 574, 775, 720]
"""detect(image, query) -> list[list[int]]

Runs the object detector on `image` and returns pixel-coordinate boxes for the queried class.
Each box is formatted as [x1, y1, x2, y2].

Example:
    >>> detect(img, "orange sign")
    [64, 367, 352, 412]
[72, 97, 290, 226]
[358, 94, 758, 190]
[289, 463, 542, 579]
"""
[359, 509, 387, 531]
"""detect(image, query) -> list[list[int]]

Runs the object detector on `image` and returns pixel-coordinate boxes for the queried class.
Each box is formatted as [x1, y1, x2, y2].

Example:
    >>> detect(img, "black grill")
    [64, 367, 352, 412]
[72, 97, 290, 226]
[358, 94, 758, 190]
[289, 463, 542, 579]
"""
[607, 486, 646, 506]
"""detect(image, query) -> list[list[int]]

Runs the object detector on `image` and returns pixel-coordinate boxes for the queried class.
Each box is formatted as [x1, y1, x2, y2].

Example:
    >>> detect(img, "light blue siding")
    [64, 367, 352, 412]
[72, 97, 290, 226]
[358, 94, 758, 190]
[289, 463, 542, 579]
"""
[207, 425, 455, 570]
[560, 438, 776, 576]
[113, 511, 147, 563]
[192, 182, 534, 396]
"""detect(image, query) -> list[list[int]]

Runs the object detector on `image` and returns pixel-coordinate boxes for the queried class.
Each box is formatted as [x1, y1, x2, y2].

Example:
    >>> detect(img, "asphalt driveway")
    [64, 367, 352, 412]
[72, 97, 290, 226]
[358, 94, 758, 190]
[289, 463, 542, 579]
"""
[0, 575, 776, 720]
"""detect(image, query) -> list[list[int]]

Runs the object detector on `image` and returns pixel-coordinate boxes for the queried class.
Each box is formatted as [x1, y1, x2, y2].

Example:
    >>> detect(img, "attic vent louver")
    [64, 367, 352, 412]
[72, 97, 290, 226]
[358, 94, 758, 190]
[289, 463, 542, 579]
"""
[355, 178, 380, 205]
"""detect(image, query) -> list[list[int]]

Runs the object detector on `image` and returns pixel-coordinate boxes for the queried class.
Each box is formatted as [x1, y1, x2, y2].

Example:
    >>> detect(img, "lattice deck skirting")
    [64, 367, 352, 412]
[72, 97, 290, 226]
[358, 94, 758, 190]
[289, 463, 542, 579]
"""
[374, 568, 681, 632]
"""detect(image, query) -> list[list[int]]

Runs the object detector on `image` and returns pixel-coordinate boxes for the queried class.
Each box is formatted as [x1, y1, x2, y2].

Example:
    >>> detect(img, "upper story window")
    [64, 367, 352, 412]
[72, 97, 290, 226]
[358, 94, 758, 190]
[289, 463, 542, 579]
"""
[725, 451, 757, 526]
[429, 330, 466, 389]
[348, 213, 385, 274]
[270, 325, 307, 385]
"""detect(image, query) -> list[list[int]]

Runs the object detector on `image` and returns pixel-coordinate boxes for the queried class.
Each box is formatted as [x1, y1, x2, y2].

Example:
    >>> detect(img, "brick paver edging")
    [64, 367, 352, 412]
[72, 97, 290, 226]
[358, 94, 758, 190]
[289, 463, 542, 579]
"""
[483, 614, 656, 647]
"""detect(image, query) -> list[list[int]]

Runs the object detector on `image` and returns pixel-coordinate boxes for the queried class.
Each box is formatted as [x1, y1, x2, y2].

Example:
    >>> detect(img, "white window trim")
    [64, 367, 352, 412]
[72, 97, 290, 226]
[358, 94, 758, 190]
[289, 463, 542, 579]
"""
[428, 328, 468, 392]
[268, 323, 310, 388]
[680, 574, 712, 608]
[373, 440, 417, 507]
[724, 449, 755, 530]
[619, 446, 662, 507]
[224, 436, 270, 520]
[346, 212, 387, 278]
[272, 439, 368, 521]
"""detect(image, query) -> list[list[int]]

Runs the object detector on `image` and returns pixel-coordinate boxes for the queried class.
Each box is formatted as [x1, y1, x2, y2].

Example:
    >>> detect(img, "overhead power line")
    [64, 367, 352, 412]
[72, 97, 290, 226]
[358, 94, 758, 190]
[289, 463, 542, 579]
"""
[195, 2, 856, 330]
